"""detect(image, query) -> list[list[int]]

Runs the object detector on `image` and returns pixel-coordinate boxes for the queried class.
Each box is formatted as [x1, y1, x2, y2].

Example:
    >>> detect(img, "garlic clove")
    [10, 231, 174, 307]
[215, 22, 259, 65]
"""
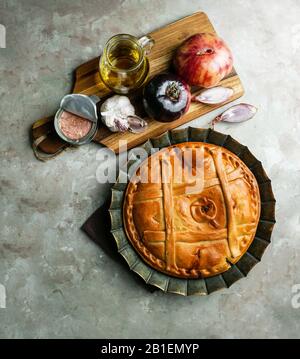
[127, 115, 148, 133]
[193, 87, 234, 105]
[212, 103, 257, 128]
[114, 117, 129, 132]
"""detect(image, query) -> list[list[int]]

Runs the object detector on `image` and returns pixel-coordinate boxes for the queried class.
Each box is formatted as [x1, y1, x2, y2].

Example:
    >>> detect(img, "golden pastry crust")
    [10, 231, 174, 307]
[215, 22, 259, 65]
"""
[123, 142, 260, 278]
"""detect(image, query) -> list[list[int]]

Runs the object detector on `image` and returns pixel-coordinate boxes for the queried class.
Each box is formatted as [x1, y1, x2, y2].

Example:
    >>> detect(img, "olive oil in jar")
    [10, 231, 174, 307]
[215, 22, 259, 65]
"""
[108, 42, 140, 69]
[99, 34, 151, 94]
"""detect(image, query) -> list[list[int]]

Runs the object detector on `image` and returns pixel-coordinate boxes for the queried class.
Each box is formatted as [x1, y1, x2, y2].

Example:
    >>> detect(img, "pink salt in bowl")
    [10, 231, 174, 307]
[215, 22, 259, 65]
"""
[54, 94, 99, 145]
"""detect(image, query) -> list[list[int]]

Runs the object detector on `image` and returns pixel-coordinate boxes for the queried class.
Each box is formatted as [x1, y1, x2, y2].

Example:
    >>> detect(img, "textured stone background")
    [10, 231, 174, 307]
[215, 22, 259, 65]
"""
[0, 0, 300, 338]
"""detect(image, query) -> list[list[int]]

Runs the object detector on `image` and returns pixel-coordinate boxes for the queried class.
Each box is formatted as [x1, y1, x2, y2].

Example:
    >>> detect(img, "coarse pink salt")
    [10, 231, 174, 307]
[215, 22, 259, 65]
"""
[59, 111, 92, 140]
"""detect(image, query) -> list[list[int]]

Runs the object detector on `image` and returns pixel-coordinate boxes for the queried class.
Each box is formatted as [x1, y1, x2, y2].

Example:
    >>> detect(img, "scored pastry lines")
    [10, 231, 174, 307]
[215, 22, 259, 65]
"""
[211, 148, 239, 258]
[161, 156, 176, 271]
[132, 166, 246, 202]
[142, 223, 257, 245]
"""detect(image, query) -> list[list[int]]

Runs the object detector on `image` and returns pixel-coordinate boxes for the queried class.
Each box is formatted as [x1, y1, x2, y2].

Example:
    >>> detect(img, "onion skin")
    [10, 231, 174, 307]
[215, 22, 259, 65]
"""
[173, 33, 233, 88]
[211, 103, 258, 128]
[193, 86, 234, 105]
[143, 74, 191, 122]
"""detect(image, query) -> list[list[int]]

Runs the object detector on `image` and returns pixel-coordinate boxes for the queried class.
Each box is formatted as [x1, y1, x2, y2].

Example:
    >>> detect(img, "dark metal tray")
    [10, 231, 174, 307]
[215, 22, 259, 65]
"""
[109, 127, 276, 295]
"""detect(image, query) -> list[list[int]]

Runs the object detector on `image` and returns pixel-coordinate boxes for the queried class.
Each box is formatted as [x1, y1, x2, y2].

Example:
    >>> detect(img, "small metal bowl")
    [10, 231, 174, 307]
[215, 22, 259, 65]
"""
[54, 94, 100, 146]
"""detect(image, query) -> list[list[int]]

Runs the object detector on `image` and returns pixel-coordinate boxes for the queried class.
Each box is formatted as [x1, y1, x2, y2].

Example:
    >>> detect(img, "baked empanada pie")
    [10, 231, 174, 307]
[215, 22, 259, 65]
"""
[123, 142, 260, 278]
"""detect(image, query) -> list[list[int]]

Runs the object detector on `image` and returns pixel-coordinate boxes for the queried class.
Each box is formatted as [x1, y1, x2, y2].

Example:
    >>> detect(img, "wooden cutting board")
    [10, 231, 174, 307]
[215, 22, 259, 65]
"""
[31, 11, 244, 159]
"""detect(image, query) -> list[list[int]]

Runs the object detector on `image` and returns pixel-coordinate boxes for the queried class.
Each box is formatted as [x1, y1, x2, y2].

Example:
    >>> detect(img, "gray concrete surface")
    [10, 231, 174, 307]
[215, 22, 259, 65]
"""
[0, 0, 300, 339]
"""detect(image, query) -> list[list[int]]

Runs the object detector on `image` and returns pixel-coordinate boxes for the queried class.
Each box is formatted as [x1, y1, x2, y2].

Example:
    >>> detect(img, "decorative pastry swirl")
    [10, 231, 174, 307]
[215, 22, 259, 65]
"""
[190, 197, 217, 222]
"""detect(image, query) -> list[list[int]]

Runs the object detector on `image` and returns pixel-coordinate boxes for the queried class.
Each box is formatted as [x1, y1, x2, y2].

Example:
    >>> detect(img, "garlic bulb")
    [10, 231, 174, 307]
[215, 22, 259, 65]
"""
[101, 95, 148, 133]
[101, 95, 135, 132]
